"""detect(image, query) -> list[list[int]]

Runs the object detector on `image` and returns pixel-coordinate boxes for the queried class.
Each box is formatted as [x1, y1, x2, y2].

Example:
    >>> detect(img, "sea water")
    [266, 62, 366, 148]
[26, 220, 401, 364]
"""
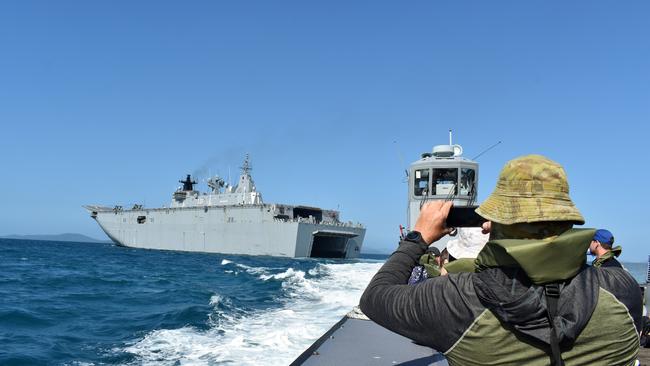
[0, 239, 646, 365]
[0, 239, 384, 365]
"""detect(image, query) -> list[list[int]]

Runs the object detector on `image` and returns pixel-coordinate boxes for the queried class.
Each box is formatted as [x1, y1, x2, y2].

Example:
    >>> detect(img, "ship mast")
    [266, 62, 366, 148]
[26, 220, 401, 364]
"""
[240, 154, 252, 175]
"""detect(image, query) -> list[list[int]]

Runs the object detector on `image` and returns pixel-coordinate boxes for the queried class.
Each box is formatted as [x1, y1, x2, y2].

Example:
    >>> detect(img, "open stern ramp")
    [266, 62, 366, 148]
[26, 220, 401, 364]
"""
[296, 228, 363, 259]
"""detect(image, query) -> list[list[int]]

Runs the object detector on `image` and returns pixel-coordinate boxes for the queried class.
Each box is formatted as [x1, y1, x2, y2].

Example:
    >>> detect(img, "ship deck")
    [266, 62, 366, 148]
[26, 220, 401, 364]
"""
[291, 315, 448, 366]
[640, 347, 650, 365]
[293, 312, 650, 365]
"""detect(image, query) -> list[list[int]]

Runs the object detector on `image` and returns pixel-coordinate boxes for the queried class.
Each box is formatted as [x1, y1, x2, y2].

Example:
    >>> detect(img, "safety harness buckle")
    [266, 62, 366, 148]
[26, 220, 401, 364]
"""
[545, 283, 561, 298]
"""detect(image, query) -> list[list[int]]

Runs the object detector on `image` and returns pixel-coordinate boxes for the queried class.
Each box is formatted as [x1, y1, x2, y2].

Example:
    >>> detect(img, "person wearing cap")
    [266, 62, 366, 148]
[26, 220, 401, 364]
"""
[590, 229, 623, 268]
[360, 155, 642, 366]
[439, 228, 489, 275]
[407, 246, 442, 285]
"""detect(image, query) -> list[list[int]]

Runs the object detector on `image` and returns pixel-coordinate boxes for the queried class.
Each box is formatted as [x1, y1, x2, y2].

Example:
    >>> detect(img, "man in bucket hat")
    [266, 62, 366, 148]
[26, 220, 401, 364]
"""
[361, 155, 642, 366]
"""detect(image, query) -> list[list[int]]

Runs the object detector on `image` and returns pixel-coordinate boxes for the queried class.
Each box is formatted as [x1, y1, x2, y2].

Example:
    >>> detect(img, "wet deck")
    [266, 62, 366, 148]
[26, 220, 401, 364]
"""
[291, 316, 448, 366]
[639, 347, 650, 365]
[293, 314, 649, 366]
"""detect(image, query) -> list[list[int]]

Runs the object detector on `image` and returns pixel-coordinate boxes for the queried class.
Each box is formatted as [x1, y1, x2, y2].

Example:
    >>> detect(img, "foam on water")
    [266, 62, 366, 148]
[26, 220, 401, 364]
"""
[234, 262, 269, 275]
[209, 294, 223, 306]
[221, 258, 274, 276]
[123, 260, 383, 365]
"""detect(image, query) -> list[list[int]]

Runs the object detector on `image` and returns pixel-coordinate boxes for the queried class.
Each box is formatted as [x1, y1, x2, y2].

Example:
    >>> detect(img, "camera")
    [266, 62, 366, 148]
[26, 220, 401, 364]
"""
[445, 206, 486, 227]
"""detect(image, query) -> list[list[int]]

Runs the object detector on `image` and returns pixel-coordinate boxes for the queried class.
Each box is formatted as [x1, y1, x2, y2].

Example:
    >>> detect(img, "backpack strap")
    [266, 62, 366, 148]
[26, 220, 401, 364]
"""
[544, 283, 565, 366]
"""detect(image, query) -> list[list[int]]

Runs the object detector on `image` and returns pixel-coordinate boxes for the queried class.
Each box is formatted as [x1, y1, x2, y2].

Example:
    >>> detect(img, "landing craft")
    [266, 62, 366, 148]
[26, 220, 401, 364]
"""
[84, 155, 365, 258]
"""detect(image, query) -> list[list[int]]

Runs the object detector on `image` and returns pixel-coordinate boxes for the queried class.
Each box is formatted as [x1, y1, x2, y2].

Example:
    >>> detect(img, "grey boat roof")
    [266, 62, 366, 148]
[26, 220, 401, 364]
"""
[291, 314, 448, 366]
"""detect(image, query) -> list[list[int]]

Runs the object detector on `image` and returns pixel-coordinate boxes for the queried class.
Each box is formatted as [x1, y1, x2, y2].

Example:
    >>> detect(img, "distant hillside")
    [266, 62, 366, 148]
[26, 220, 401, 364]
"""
[1, 233, 110, 243]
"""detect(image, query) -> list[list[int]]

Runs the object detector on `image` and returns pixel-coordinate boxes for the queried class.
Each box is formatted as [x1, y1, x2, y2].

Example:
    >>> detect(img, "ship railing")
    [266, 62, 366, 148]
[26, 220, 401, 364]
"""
[271, 217, 364, 228]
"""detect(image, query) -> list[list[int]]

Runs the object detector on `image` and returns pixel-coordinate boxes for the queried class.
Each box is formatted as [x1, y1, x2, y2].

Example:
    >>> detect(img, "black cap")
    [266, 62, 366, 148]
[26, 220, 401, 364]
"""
[426, 246, 441, 256]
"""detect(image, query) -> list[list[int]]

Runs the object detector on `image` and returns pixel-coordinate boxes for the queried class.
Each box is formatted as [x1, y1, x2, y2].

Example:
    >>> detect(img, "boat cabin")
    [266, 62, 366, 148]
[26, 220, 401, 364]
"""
[407, 142, 478, 229]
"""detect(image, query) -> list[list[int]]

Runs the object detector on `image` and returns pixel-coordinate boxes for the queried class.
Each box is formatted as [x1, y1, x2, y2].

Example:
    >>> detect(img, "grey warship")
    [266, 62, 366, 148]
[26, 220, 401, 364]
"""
[84, 156, 365, 258]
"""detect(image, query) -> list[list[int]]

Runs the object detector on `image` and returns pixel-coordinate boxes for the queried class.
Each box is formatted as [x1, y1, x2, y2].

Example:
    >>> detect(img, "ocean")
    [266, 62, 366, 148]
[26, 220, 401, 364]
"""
[0, 239, 385, 365]
[1, 239, 646, 365]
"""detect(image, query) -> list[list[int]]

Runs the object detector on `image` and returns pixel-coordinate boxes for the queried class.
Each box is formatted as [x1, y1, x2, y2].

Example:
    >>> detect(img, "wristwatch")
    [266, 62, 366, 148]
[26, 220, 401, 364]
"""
[404, 230, 425, 244]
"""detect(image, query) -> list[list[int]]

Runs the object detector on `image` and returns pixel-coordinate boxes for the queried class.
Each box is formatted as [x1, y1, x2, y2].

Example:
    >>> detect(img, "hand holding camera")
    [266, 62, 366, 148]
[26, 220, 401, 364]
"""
[413, 201, 454, 244]
[414, 203, 488, 244]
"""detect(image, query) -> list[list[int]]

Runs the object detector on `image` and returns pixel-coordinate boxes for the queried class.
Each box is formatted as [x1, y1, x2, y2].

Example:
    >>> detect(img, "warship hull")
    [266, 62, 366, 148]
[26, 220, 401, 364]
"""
[87, 204, 365, 258]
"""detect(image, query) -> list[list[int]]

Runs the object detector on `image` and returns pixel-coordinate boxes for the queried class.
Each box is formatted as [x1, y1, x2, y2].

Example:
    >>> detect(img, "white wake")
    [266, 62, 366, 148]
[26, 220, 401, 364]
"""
[122, 260, 383, 365]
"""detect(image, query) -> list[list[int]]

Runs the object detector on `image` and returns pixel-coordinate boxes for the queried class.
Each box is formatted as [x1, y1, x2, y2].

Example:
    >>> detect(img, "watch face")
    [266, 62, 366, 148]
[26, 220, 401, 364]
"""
[406, 231, 420, 241]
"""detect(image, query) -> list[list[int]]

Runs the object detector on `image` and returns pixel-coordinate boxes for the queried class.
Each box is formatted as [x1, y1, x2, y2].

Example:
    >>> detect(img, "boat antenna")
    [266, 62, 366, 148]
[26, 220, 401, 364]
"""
[449, 129, 453, 145]
[471, 140, 502, 161]
[393, 140, 409, 180]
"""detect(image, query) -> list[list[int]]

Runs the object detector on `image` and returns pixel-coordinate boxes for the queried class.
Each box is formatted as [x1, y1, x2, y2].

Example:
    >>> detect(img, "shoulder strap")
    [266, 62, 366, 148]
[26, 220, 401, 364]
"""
[544, 283, 565, 366]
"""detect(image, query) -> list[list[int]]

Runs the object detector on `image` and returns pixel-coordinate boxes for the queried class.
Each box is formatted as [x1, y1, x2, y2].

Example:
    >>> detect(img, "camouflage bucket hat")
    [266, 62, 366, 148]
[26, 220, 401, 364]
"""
[476, 154, 584, 225]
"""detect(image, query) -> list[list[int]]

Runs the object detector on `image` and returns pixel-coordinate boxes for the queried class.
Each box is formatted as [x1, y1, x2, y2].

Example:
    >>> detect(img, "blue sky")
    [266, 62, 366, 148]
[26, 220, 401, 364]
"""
[1, 1, 648, 260]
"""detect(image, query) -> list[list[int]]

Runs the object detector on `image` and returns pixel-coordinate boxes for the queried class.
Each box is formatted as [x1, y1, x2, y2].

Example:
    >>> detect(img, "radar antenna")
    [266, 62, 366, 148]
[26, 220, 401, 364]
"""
[240, 154, 252, 175]
[179, 174, 197, 191]
[207, 176, 226, 192]
[472, 141, 502, 161]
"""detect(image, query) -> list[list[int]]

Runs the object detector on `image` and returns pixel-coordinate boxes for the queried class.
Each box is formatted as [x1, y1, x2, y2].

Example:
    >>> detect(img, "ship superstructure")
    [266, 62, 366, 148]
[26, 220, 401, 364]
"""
[84, 156, 365, 258]
[406, 134, 478, 230]
[403, 132, 481, 252]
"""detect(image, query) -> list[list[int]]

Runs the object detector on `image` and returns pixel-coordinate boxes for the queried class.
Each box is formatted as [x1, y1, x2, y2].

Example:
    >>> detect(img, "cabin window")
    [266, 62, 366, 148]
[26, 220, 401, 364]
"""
[137, 216, 146, 224]
[460, 168, 476, 196]
[413, 169, 430, 196]
[432, 168, 458, 196]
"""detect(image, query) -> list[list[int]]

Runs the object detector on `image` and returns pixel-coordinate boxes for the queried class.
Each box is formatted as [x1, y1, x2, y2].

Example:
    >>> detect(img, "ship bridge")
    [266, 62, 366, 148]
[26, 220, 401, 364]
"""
[407, 140, 478, 229]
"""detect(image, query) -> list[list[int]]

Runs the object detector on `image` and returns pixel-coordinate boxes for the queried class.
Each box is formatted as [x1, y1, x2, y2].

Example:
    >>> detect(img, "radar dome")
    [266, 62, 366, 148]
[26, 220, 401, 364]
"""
[432, 144, 463, 157]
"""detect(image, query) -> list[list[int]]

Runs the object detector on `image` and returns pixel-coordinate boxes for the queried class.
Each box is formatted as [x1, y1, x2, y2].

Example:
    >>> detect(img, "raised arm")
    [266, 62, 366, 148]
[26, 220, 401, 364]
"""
[359, 201, 480, 350]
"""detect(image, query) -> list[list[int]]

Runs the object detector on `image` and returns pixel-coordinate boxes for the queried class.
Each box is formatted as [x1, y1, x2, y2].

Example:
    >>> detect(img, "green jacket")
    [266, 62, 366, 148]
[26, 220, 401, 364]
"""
[592, 246, 623, 268]
[361, 229, 643, 366]
[419, 253, 441, 277]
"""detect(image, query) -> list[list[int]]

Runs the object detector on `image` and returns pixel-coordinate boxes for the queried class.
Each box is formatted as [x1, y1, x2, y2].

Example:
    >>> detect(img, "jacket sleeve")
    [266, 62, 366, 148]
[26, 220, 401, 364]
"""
[359, 240, 483, 351]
